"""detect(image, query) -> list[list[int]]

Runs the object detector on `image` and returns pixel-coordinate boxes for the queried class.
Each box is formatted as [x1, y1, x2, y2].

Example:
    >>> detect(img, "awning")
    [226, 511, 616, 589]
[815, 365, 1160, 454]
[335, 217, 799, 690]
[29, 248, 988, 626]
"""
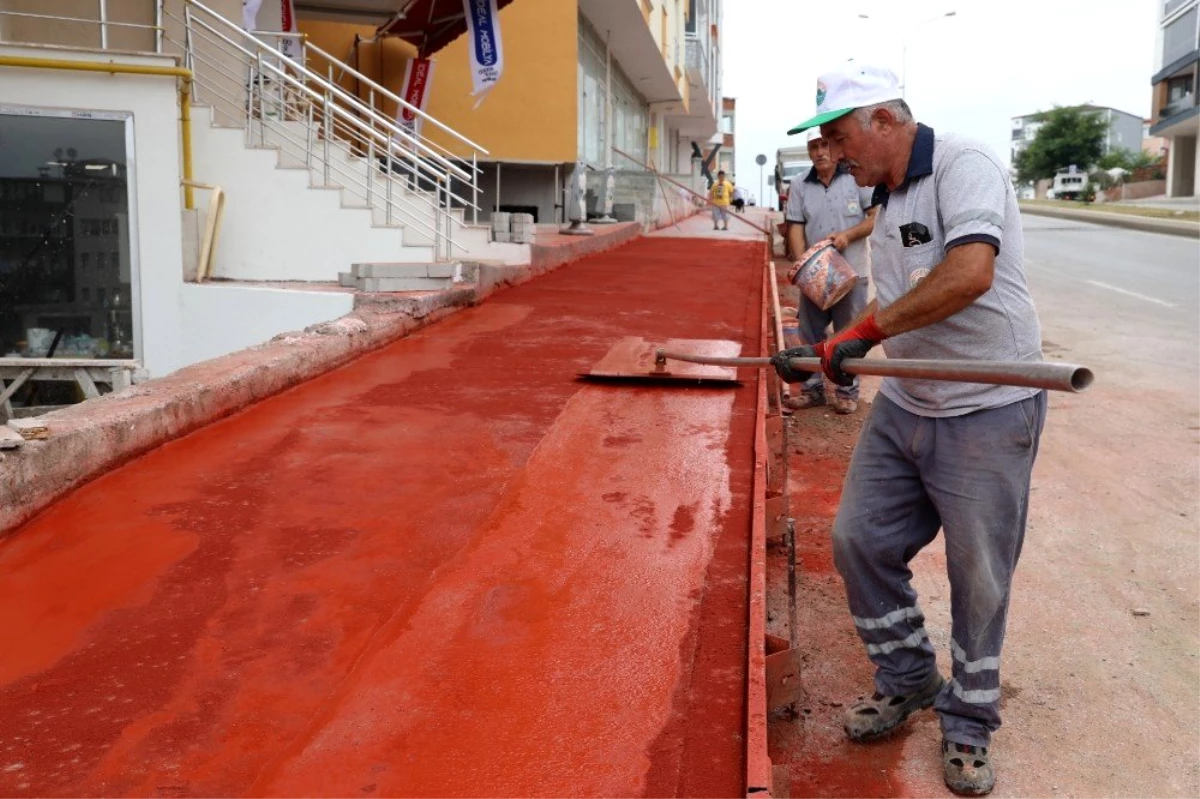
[377, 0, 516, 57]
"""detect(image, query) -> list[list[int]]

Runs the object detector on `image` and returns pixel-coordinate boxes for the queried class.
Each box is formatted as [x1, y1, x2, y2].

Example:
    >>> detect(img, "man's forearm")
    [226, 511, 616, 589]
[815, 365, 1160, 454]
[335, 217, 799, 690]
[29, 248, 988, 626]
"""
[843, 209, 877, 244]
[874, 244, 994, 336]
[787, 223, 807, 258]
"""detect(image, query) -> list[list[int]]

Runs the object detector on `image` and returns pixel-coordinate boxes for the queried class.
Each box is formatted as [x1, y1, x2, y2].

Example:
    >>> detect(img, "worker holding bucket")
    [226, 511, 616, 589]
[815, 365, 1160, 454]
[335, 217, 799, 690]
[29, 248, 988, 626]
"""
[783, 127, 877, 414]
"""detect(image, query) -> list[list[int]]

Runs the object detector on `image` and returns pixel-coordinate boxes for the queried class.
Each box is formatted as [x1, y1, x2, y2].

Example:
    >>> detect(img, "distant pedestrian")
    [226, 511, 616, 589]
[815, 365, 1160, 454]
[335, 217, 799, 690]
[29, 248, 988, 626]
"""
[772, 63, 1047, 797]
[732, 184, 747, 213]
[783, 126, 876, 414]
[709, 170, 733, 230]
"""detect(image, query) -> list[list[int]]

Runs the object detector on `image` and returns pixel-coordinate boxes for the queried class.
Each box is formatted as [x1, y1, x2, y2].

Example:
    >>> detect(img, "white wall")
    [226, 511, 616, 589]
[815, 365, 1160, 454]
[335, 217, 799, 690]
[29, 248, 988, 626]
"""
[189, 110, 438, 280]
[0, 45, 362, 379]
[0, 43, 186, 376]
[180, 283, 352, 366]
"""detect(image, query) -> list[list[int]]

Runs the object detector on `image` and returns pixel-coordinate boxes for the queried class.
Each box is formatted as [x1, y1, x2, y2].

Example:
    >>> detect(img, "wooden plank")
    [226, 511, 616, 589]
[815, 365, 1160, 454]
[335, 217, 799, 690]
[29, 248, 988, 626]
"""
[110, 367, 133, 392]
[0, 368, 35, 420]
[7, 417, 48, 440]
[0, 357, 138, 368]
[0, 366, 126, 384]
[74, 368, 101, 399]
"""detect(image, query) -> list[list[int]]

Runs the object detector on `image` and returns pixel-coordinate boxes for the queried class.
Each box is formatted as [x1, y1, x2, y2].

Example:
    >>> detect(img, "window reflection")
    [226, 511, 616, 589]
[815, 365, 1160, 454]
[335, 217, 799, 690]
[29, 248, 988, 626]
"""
[0, 112, 134, 359]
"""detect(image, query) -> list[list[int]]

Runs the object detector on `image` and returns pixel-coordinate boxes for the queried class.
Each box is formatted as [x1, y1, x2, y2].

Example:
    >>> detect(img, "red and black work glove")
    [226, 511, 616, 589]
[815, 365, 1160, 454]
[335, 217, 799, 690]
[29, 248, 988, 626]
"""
[769, 346, 817, 384]
[813, 315, 888, 386]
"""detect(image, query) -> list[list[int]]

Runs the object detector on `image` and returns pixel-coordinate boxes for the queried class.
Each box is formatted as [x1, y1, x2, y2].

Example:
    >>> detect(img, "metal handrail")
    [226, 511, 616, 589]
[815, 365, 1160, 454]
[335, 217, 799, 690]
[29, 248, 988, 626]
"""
[168, 0, 484, 258]
[0, 10, 163, 31]
[175, 40, 454, 247]
[184, 0, 472, 185]
[180, 17, 479, 221]
[303, 40, 489, 158]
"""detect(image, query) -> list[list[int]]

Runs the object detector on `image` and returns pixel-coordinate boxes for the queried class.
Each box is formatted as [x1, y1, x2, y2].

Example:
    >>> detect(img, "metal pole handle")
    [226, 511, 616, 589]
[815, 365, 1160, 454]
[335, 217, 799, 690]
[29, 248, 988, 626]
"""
[655, 349, 1094, 393]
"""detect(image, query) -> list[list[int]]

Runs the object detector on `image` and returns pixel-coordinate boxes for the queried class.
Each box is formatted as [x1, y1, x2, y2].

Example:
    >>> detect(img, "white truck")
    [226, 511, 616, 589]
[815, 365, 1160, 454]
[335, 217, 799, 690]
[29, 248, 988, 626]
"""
[1048, 166, 1088, 201]
[774, 146, 813, 211]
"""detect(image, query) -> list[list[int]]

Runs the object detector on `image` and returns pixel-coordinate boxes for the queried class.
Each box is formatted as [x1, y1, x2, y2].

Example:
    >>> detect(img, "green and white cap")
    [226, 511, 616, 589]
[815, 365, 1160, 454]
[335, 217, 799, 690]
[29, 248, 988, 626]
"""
[788, 64, 902, 135]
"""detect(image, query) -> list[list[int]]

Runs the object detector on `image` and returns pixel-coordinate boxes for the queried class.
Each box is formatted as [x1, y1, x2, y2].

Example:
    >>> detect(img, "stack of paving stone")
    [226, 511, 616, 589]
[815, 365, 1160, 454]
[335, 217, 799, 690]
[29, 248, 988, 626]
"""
[491, 212, 536, 244]
[338, 262, 462, 292]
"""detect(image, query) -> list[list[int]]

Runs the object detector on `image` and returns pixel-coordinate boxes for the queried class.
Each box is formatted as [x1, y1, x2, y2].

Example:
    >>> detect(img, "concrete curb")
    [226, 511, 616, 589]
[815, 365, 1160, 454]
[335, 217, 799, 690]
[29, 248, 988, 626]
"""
[1019, 203, 1200, 238]
[0, 222, 642, 535]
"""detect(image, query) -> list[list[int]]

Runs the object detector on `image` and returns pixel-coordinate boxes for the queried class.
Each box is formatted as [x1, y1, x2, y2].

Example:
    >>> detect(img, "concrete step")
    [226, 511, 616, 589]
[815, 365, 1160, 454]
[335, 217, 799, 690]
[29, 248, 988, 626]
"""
[356, 276, 456, 292]
[351, 262, 460, 280]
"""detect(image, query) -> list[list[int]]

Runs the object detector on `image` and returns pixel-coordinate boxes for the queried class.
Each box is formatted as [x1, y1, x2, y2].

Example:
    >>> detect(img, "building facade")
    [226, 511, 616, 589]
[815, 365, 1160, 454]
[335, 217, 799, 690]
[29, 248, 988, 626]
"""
[303, 0, 722, 226]
[719, 96, 735, 178]
[1010, 104, 1145, 167]
[1150, 0, 1199, 197]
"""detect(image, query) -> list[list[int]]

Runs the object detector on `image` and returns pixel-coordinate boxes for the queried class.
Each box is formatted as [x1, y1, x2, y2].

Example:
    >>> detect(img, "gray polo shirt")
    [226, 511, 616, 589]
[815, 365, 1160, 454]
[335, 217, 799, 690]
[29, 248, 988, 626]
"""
[785, 166, 875, 276]
[869, 124, 1043, 417]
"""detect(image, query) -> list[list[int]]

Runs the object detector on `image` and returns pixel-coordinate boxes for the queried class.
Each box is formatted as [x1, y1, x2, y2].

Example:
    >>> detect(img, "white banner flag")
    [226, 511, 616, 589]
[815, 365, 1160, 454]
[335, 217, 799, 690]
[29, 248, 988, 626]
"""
[462, 0, 503, 106]
[241, 0, 263, 30]
[396, 58, 436, 138]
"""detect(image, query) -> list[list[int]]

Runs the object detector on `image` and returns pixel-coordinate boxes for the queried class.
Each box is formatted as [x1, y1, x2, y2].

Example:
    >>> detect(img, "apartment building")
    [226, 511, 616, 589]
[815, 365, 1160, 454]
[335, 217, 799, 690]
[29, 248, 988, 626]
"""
[1150, 0, 1199, 197]
[1010, 104, 1145, 166]
[301, 0, 724, 226]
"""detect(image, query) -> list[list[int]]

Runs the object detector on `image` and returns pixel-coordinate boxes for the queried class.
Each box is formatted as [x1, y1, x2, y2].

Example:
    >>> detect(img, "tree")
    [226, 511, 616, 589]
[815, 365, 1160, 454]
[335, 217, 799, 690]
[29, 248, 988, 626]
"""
[1014, 106, 1108, 185]
[1096, 147, 1160, 172]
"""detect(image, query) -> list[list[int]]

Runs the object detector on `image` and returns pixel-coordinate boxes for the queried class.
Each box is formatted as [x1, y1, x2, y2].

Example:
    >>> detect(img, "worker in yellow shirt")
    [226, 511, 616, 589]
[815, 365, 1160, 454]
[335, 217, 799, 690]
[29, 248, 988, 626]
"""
[709, 169, 734, 231]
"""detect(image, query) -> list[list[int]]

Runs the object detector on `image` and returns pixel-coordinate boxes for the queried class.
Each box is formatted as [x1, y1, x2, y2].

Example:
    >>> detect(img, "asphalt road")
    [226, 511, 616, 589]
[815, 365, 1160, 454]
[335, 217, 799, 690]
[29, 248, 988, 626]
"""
[957, 213, 1200, 796]
[1021, 213, 1199, 360]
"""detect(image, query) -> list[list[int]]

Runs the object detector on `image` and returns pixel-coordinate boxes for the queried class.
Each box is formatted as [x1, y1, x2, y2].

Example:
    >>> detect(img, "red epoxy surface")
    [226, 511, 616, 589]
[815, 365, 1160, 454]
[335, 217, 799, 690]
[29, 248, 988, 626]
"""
[0, 237, 763, 797]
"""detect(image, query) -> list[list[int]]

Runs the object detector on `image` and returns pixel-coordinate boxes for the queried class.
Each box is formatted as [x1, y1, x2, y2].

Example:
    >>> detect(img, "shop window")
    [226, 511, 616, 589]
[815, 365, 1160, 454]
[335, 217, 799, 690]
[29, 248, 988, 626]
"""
[0, 109, 135, 359]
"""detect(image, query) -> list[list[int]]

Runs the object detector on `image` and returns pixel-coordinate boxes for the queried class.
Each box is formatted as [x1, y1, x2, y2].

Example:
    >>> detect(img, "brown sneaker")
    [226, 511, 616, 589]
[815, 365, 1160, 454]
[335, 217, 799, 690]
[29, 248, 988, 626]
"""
[830, 396, 858, 415]
[783, 391, 825, 410]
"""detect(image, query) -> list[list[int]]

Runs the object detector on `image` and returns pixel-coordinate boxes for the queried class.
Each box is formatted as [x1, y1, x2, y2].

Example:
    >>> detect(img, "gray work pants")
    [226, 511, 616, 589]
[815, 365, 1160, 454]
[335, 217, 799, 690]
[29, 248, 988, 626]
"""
[797, 276, 869, 400]
[832, 390, 1047, 747]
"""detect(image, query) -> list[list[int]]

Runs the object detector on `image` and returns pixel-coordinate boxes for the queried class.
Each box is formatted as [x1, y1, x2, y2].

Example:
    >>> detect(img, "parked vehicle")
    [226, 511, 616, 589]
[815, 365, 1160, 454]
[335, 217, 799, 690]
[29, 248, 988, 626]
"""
[1050, 167, 1088, 201]
[775, 146, 813, 211]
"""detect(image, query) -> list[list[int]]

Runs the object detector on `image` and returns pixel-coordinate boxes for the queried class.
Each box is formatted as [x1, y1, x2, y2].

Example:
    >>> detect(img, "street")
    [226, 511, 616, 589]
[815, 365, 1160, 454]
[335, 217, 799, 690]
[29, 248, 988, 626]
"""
[773, 214, 1200, 798]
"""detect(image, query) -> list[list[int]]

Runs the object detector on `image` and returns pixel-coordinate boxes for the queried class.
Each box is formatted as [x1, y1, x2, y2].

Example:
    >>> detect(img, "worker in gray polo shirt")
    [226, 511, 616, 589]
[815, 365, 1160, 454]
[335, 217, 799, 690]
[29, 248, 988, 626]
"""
[784, 126, 877, 414]
[772, 64, 1047, 797]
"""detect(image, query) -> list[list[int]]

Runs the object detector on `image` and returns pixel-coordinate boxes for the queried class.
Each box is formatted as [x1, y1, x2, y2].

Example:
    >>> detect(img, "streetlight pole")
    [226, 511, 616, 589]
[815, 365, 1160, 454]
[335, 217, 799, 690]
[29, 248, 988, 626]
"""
[755, 153, 768, 212]
[857, 10, 956, 100]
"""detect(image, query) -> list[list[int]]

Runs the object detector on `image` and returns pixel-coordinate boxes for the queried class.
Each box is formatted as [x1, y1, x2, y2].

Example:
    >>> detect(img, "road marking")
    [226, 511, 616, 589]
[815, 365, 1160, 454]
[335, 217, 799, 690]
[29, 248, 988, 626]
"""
[1084, 280, 1174, 308]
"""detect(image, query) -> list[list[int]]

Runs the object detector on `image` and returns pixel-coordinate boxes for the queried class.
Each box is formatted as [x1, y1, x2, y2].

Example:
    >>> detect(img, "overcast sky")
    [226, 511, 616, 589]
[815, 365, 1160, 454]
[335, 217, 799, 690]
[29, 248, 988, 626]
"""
[724, 0, 1159, 203]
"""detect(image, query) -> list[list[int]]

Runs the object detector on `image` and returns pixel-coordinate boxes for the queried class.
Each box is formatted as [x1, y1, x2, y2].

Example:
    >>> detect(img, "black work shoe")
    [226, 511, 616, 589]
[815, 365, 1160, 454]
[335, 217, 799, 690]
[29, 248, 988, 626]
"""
[942, 739, 995, 795]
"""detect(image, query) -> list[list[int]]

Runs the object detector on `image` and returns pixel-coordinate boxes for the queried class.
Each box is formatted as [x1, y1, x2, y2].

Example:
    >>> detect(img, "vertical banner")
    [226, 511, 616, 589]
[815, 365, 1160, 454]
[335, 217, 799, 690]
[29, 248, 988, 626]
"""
[462, 0, 504, 107]
[278, 0, 300, 61]
[396, 58, 436, 138]
[242, 0, 264, 31]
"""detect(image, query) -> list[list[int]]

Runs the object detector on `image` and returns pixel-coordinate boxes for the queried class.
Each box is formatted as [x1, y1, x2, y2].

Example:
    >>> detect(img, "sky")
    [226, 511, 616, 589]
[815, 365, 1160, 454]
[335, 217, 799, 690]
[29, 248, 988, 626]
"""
[723, 0, 1159, 205]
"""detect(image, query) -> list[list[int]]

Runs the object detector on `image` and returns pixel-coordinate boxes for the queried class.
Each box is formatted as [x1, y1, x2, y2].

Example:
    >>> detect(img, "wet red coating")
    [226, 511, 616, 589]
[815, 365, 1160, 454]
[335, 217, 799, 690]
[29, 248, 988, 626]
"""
[0, 237, 763, 797]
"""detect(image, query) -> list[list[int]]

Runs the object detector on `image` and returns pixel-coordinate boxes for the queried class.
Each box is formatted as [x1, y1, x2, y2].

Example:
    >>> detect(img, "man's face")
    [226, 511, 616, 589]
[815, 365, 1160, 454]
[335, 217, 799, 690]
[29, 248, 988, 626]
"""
[807, 137, 831, 168]
[718, 172, 726, 181]
[821, 112, 889, 188]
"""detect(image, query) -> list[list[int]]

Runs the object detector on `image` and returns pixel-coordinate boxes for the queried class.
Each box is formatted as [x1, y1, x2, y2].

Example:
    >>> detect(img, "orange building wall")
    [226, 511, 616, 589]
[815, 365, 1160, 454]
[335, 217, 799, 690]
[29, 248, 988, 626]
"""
[298, 0, 577, 163]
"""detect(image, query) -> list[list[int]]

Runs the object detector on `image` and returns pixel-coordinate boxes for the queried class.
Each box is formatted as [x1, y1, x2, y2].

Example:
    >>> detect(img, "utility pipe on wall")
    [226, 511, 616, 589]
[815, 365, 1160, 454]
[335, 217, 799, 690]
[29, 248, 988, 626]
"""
[0, 55, 196, 209]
